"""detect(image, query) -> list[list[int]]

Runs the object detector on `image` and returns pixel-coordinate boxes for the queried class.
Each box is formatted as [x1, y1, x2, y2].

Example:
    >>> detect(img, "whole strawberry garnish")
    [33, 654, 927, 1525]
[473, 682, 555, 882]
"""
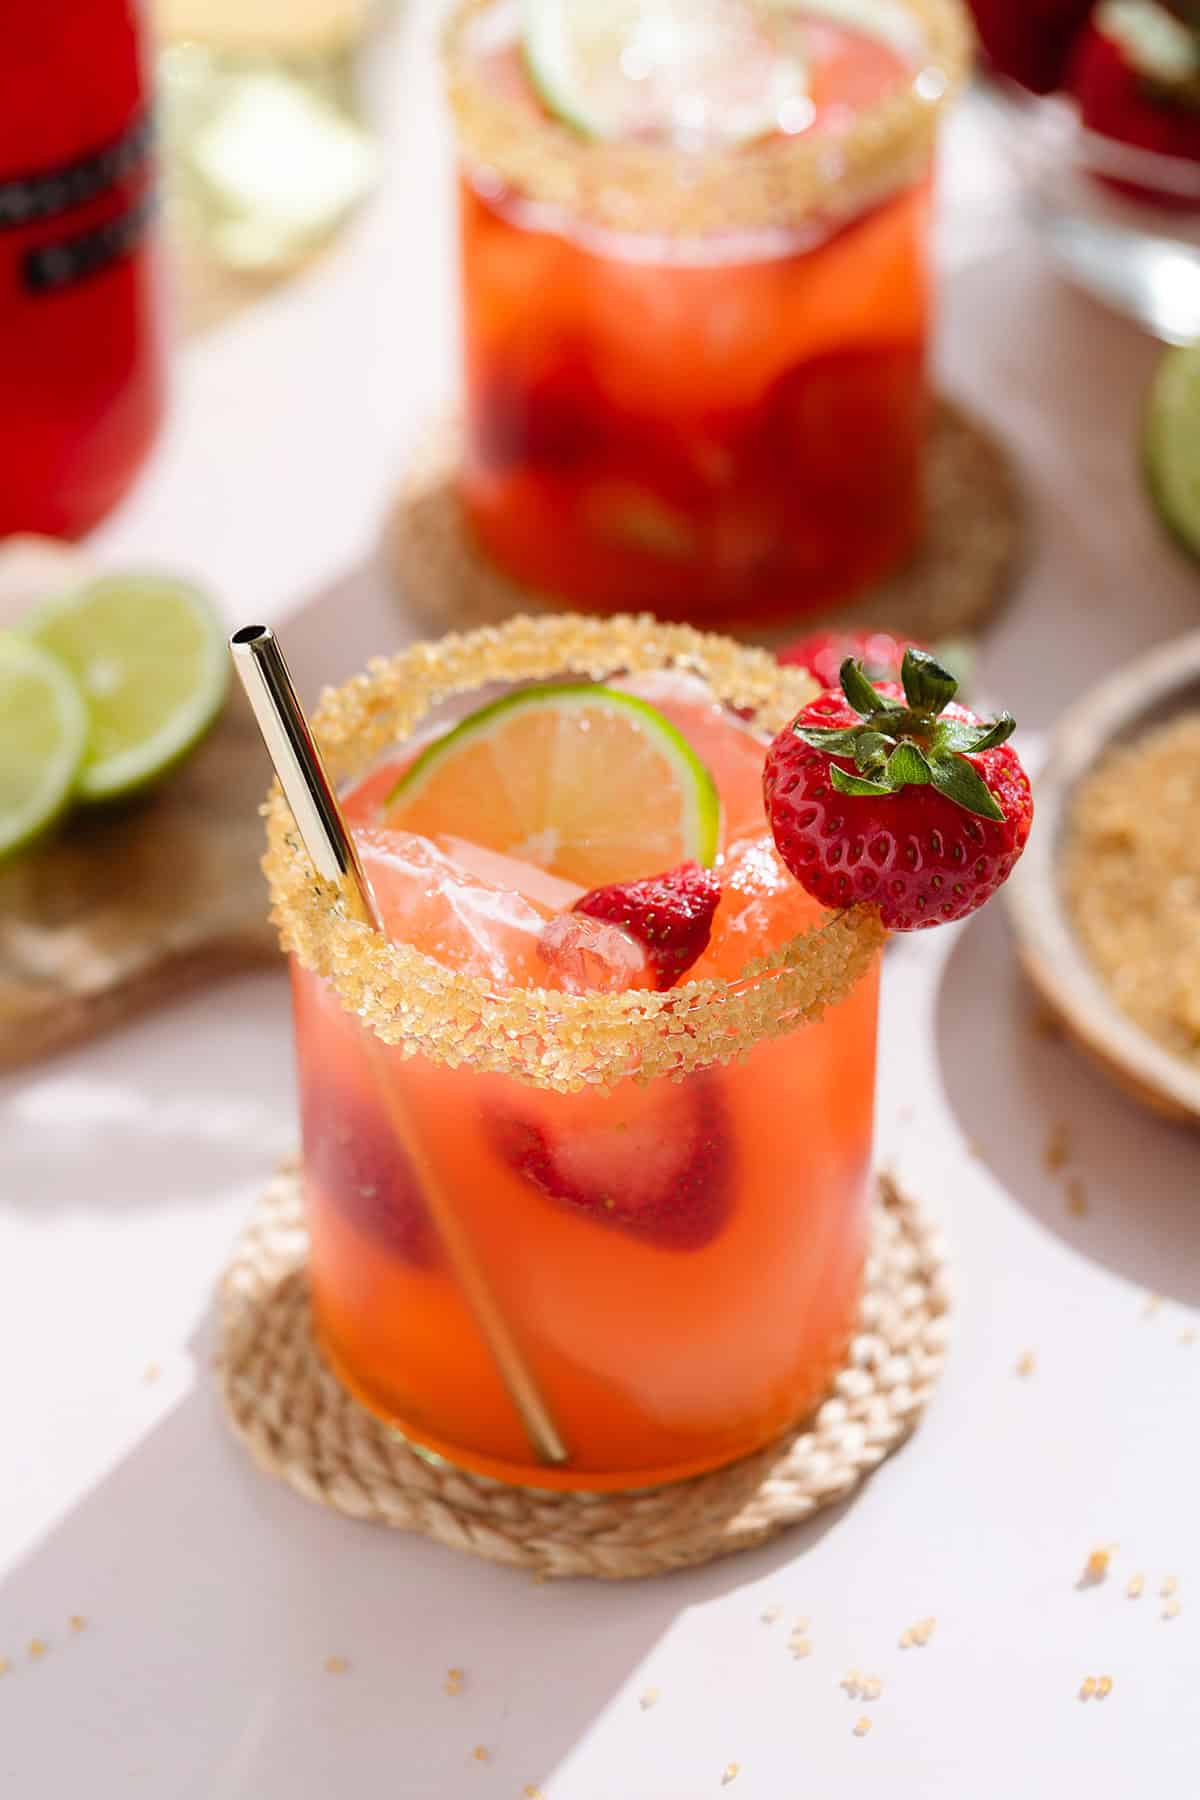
[763, 649, 1032, 931]
[571, 861, 721, 990]
[778, 628, 928, 691]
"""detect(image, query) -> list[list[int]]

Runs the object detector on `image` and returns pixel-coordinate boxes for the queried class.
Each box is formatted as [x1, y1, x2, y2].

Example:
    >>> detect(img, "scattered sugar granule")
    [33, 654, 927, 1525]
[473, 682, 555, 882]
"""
[898, 1629, 914, 1649]
[789, 1636, 812, 1660]
[143, 1362, 161, 1384]
[68, 1616, 86, 1634]
[471, 1745, 489, 1764]
[1161, 1576, 1178, 1598]
[840, 1669, 862, 1695]
[639, 1688, 659, 1711]
[862, 1677, 883, 1702]
[1043, 1122, 1071, 1172]
[721, 1762, 739, 1785]
[1015, 1350, 1037, 1378]
[323, 1656, 347, 1674]
[27, 1640, 46, 1661]
[1163, 1598, 1182, 1621]
[1097, 1676, 1113, 1699]
[853, 1716, 872, 1737]
[523, 1788, 544, 1799]
[1082, 1547, 1112, 1585]
[760, 1605, 781, 1625]
[1180, 1329, 1196, 1346]
[1079, 1676, 1097, 1701]
[1127, 1573, 1145, 1599]
[444, 1667, 464, 1696]
[1065, 1178, 1089, 1217]
[0, 1658, 10, 1677]
[1143, 1293, 1162, 1319]
[911, 1617, 936, 1647]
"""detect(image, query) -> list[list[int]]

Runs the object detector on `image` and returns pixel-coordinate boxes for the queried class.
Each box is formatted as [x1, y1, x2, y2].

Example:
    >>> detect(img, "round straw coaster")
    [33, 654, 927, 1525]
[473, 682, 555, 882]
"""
[218, 1165, 950, 1579]
[384, 398, 1023, 651]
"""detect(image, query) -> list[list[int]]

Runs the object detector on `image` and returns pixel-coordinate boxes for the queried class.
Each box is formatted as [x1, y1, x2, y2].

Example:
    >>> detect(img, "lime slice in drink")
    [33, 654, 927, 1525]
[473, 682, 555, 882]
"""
[29, 574, 230, 802]
[382, 683, 721, 887]
[0, 632, 89, 862]
[522, 0, 810, 145]
[1145, 341, 1200, 560]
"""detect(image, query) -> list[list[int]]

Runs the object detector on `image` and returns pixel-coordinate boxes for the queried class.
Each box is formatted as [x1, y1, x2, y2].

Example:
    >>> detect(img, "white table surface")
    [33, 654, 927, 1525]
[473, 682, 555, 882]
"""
[4, 9, 1200, 1793]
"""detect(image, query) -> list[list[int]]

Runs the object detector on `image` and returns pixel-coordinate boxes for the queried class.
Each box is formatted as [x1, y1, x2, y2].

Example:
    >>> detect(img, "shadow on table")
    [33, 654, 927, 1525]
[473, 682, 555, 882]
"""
[934, 901, 1200, 1309]
[0, 1307, 867, 1800]
[0, 971, 294, 1214]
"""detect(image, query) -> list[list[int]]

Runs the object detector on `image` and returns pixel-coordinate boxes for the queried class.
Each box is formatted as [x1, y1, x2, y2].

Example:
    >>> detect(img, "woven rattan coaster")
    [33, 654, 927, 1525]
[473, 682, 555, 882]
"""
[218, 1165, 949, 1579]
[384, 398, 1023, 650]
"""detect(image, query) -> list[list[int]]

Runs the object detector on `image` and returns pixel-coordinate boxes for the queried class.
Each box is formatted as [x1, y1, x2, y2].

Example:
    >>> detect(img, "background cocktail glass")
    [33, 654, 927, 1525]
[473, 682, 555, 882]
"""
[445, 0, 969, 629]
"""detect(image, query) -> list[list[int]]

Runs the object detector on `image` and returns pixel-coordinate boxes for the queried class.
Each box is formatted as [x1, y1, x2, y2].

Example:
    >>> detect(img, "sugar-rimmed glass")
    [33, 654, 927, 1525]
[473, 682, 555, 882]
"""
[444, 0, 969, 629]
[264, 615, 884, 1490]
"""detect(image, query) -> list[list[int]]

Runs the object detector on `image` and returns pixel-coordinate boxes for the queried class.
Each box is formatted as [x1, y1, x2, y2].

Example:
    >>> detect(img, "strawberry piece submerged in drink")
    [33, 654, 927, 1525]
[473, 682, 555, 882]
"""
[299, 1071, 441, 1268]
[488, 1074, 734, 1251]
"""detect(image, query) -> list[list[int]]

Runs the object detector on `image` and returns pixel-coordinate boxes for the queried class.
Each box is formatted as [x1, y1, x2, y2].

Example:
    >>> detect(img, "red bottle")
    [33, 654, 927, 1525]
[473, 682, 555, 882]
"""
[0, 2, 165, 539]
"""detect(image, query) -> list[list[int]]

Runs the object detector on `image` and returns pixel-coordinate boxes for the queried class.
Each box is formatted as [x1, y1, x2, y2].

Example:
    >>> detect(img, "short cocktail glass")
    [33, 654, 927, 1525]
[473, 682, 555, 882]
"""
[445, 0, 968, 629]
[264, 616, 884, 1490]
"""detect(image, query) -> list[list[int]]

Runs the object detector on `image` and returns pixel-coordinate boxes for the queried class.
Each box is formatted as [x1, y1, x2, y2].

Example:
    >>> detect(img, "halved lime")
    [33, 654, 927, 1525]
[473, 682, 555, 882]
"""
[1146, 341, 1200, 560]
[0, 632, 89, 862]
[382, 682, 721, 887]
[29, 574, 229, 802]
[522, 0, 809, 145]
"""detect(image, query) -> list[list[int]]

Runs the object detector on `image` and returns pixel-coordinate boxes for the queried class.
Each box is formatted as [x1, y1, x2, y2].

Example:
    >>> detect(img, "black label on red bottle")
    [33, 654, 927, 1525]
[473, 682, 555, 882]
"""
[23, 190, 155, 293]
[0, 108, 153, 231]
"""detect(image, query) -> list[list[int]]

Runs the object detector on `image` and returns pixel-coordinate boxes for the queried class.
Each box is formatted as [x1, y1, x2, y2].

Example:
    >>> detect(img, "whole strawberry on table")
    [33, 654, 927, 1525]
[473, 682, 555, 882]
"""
[764, 647, 1033, 931]
[968, 0, 1200, 210]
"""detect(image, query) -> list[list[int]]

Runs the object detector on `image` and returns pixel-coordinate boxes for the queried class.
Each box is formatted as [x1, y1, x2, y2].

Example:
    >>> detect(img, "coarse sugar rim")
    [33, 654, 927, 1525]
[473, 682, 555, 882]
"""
[443, 0, 970, 237]
[263, 613, 885, 1093]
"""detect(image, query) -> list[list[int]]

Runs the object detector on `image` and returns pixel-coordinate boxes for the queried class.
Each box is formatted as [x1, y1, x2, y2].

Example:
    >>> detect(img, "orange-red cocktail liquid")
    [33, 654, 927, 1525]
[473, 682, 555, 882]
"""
[459, 16, 929, 627]
[291, 683, 879, 1489]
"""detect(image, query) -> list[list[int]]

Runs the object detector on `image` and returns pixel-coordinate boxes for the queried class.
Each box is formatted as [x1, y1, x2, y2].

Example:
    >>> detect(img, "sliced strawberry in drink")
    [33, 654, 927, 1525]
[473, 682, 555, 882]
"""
[470, 350, 609, 472]
[573, 860, 722, 990]
[489, 1074, 735, 1251]
[300, 1077, 441, 1269]
[752, 343, 926, 518]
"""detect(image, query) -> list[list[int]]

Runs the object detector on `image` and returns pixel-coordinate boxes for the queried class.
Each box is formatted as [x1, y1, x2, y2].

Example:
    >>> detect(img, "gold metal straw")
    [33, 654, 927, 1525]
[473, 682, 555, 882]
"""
[230, 624, 569, 1467]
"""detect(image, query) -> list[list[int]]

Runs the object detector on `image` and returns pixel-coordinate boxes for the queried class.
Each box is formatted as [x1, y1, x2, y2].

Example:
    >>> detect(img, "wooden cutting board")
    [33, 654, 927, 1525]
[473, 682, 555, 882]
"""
[0, 683, 279, 1072]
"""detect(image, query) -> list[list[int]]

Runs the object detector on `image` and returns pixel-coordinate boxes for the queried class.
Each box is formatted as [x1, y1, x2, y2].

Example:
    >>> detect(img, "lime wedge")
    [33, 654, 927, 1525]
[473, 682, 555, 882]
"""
[1146, 341, 1200, 560]
[0, 633, 88, 862]
[382, 682, 720, 887]
[29, 574, 229, 802]
[522, 0, 810, 146]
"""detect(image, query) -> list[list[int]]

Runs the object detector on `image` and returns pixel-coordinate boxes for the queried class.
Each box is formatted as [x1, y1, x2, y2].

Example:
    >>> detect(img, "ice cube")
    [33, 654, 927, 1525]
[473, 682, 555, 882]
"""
[434, 835, 584, 914]
[357, 827, 551, 985]
[538, 912, 655, 995]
